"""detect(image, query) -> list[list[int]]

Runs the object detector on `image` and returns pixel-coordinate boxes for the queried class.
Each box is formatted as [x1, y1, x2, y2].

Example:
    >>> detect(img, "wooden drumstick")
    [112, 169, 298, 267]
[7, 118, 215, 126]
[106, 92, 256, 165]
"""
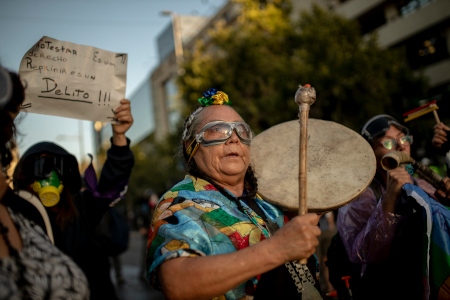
[294, 84, 316, 264]
[295, 84, 316, 216]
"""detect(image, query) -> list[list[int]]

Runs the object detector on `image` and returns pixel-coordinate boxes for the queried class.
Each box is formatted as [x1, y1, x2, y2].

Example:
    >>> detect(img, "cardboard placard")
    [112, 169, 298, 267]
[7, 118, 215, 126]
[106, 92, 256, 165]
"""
[19, 36, 127, 123]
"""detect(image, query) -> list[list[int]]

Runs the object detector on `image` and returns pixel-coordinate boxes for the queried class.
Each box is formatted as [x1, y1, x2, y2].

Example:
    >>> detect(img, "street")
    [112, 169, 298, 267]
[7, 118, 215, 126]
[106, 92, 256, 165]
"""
[111, 230, 165, 300]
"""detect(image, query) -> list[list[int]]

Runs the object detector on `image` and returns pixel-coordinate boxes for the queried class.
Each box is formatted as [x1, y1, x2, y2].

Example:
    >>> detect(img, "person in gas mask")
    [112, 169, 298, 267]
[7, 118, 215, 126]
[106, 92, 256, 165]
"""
[13, 98, 135, 300]
[0, 66, 89, 299]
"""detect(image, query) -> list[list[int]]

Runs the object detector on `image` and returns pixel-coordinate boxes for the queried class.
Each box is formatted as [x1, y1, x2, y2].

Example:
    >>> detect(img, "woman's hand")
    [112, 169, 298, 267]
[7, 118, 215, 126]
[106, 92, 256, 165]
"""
[268, 213, 321, 263]
[435, 177, 450, 206]
[432, 123, 450, 149]
[383, 167, 413, 212]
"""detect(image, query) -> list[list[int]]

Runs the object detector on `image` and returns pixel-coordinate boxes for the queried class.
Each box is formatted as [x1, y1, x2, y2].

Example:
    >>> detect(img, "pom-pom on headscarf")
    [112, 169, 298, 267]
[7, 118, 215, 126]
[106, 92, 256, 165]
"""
[182, 88, 232, 162]
[197, 88, 232, 107]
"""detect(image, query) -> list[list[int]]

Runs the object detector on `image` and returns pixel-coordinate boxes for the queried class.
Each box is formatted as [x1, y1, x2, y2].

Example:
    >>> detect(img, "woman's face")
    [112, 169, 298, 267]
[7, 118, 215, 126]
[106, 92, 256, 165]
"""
[190, 105, 251, 184]
[372, 125, 411, 173]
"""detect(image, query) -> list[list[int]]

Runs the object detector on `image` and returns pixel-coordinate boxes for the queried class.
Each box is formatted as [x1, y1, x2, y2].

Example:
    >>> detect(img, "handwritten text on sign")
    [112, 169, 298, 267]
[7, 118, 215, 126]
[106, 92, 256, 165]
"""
[19, 36, 127, 123]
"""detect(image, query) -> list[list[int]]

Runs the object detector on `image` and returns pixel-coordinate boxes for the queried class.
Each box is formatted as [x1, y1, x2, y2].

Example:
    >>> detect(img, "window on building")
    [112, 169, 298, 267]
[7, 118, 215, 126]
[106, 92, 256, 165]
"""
[164, 77, 183, 133]
[398, 0, 434, 17]
[405, 30, 449, 69]
[356, 5, 386, 35]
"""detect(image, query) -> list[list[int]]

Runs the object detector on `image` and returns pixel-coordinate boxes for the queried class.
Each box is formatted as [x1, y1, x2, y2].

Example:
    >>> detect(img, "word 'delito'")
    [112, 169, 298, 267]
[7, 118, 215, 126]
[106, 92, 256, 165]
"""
[39, 77, 111, 106]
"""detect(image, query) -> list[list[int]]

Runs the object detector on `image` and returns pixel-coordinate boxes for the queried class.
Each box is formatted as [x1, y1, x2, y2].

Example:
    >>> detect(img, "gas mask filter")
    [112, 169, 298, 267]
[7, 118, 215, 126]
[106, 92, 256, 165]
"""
[32, 170, 64, 207]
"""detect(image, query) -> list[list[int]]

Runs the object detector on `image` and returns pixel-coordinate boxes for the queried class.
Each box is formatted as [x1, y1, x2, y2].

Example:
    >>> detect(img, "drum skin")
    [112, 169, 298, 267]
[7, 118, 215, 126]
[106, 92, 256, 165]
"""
[250, 119, 376, 213]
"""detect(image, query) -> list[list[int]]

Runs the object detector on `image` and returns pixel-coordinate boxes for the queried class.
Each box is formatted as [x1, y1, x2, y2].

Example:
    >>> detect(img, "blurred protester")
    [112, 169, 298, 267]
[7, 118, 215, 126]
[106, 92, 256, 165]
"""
[137, 189, 158, 280]
[317, 211, 337, 296]
[12, 99, 135, 299]
[94, 204, 130, 294]
[329, 114, 450, 300]
[112, 255, 126, 285]
[0, 66, 89, 299]
[432, 122, 450, 177]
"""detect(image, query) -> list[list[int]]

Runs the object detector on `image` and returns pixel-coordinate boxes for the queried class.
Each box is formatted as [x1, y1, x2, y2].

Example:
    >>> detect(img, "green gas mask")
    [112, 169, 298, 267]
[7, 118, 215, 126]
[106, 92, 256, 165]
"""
[32, 170, 64, 207]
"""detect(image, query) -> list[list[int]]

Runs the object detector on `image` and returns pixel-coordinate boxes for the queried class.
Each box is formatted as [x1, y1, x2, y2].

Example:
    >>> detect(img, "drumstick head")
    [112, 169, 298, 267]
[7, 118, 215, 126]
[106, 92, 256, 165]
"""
[295, 84, 316, 106]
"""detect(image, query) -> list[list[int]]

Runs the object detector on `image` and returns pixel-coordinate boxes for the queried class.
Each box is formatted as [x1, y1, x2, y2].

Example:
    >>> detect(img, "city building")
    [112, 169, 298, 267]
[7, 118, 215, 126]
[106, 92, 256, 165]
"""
[151, 14, 211, 142]
[333, 0, 450, 106]
[150, 0, 449, 142]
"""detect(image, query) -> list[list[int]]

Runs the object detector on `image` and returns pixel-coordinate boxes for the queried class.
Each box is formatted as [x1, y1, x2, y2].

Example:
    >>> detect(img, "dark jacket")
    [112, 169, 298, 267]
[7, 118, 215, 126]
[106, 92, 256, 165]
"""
[12, 140, 135, 299]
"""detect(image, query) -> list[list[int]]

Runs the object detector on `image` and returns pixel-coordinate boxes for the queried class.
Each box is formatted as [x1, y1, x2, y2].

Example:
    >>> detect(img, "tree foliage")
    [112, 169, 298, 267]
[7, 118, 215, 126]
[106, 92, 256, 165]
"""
[178, 0, 429, 137]
[127, 0, 447, 209]
[127, 132, 185, 202]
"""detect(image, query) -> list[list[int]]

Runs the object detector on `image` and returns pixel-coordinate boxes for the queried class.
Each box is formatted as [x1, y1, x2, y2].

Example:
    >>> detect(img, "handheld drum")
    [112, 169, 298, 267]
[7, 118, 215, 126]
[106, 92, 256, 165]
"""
[250, 118, 376, 213]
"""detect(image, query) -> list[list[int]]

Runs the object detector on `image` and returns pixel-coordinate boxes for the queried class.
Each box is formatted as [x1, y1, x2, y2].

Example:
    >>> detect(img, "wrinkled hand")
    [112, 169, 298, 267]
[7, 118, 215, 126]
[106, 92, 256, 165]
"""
[435, 177, 450, 206]
[432, 123, 450, 149]
[111, 99, 133, 146]
[269, 213, 321, 263]
[383, 167, 413, 212]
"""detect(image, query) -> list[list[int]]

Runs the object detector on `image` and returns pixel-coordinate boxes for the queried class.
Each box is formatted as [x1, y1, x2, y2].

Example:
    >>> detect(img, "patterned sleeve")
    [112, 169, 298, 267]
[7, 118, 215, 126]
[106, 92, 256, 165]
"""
[145, 176, 281, 299]
[147, 195, 211, 272]
[146, 192, 245, 276]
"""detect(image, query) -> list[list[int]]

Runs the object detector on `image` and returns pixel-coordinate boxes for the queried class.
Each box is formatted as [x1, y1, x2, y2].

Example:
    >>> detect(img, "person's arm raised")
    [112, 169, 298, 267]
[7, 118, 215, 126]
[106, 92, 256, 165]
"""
[159, 213, 321, 300]
[111, 99, 133, 146]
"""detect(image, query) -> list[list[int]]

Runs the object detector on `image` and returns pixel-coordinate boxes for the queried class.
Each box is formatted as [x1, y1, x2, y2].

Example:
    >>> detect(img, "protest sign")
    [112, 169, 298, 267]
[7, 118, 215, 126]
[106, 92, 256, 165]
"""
[19, 36, 127, 123]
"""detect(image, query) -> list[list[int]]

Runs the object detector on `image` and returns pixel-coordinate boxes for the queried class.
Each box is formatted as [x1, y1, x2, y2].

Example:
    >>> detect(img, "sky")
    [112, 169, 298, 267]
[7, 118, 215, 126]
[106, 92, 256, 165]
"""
[0, 0, 226, 163]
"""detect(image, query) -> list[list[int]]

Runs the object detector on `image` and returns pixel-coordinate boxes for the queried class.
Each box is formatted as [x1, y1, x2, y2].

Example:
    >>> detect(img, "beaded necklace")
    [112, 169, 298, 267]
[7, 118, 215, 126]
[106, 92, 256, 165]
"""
[208, 181, 276, 237]
[209, 181, 317, 294]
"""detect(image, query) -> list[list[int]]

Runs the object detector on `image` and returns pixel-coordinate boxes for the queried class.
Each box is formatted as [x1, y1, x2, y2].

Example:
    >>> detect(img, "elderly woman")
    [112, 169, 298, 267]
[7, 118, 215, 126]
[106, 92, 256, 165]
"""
[146, 89, 322, 300]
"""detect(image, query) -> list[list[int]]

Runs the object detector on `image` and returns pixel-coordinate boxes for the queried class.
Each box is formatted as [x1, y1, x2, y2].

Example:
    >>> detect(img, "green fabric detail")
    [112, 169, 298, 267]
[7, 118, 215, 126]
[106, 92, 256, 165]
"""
[201, 208, 241, 227]
[171, 182, 195, 192]
[430, 239, 450, 291]
[148, 234, 165, 259]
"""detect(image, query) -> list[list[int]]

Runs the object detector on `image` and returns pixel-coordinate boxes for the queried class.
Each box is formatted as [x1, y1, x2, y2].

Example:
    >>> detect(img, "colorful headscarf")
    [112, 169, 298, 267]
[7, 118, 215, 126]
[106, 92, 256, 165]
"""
[182, 88, 232, 162]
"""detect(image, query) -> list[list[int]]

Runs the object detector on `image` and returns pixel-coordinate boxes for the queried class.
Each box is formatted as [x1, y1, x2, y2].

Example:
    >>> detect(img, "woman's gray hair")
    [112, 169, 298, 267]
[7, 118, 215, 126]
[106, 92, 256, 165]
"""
[181, 106, 204, 142]
[179, 106, 206, 167]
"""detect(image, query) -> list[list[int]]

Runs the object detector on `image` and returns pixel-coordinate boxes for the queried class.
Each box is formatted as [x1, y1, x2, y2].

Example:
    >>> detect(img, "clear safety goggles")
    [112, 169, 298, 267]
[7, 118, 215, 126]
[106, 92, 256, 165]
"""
[379, 135, 413, 150]
[195, 121, 253, 146]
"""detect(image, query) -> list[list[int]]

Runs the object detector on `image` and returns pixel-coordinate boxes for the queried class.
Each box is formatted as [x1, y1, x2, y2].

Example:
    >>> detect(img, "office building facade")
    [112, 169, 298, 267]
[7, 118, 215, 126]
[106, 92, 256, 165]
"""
[151, 0, 450, 141]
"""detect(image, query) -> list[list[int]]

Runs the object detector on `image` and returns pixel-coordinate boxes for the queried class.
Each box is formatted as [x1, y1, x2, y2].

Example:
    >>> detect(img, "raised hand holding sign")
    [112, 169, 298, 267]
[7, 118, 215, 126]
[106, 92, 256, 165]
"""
[19, 36, 127, 123]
